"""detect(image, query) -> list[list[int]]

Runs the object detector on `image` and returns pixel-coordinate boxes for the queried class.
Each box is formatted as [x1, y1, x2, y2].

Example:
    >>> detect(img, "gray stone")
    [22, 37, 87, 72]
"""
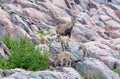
[95, 0, 120, 5]
[0, 69, 4, 77]
[99, 56, 120, 69]
[2, 77, 16, 79]
[75, 58, 120, 79]
[3, 70, 14, 77]
[4, 68, 83, 79]
[30, 25, 39, 33]
[3, 4, 23, 15]
[10, 71, 31, 79]
[99, 15, 111, 21]
[11, 14, 32, 34]
[0, 41, 10, 59]
[69, 40, 83, 61]
[0, 27, 8, 40]
[61, 67, 84, 79]
[106, 20, 120, 28]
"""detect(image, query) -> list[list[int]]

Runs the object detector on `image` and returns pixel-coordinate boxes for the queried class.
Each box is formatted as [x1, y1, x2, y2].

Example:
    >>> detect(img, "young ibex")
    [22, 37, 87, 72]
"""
[80, 44, 89, 58]
[59, 36, 71, 51]
[77, 44, 90, 59]
[54, 51, 73, 67]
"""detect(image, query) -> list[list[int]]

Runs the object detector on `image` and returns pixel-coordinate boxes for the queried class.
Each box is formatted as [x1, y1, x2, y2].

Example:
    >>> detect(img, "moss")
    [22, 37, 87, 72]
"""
[35, 30, 53, 37]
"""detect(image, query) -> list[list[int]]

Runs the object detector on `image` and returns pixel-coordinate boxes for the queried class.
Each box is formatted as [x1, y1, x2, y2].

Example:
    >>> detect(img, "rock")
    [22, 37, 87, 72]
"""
[85, 40, 120, 59]
[86, 41, 110, 58]
[115, 44, 120, 50]
[30, 25, 39, 33]
[3, 4, 23, 15]
[111, 0, 120, 5]
[89, 8, 98, 16]
[97, 31, 110, 40]
[51, 42, 62, 54]
[104, 26, 117, 31]
[88, 2, 98, 9]
[69, 40, 83, 61]
[110, 38, 120, 45]
[3, 70, 14, 77]
[0, 41, 10, 59]
[11, 14, 33, 36]
[9, 72, 31, 79]
[75, 58, 120, 79]
[104, 31, 120, 39]
[0, 75, 3, 79]
[0, 8, 14, 39]
[0, 0, 15, 4]
[52, 0, 66, 8]
[44, 2, 72, 23]
[103, 5, 118, 17]
[14, 26, 31, 39]
[99, 56, 120, 69]
[80, 12, 91, 24]
[0, 0, 120, 79]
[2, 68, 83, 79]
[0, 27, 8, 40]
[72, 23, 97, 41]
[2, 77, 16, 79]
[99, 15, 111, 21]
[95, 0, 120, 5]
[0, 47, 8, 59]
[35, 44, 50, 54]
[106, 20, 120, 28]
[29, 34, 40, 45]
[116, 62, 120, 71]
[23, 7, 50, 24]
[115, 10, 120, 19]
[60, 67, 84, 79]
[0, 69, 4, 77]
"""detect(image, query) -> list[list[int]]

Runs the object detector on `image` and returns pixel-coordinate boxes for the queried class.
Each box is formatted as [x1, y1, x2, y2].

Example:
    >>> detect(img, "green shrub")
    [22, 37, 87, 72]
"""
[0, 58, 8, 69]
[112, 69, 120, 76]
[0, 36, 50, 71]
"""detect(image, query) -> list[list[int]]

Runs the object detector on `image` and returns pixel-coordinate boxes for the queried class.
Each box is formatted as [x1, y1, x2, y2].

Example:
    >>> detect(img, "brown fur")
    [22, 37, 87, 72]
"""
[54, 51, 73, 67]
[81, 44, 89, 58]
[40, 37, 47, 44]
[59, 36, 70, 51]
[78, 44, 89, 58]
[56, 16, 76, 40]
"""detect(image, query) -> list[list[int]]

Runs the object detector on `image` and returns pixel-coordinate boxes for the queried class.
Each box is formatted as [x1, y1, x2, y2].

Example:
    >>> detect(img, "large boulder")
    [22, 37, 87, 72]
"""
[1, 68, 83, 79]
[75, 58, 120, 79]
[0, 8, 14, 39]
[99, 56, 120, 70]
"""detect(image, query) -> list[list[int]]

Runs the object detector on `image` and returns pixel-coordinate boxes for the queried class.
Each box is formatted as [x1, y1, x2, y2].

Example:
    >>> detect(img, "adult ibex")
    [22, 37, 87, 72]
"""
[56, 15, 76, 41]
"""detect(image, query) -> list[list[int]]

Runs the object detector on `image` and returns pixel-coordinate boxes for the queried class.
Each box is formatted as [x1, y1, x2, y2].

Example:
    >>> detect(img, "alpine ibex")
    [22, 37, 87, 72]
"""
[78, 44, 89, 58]
[54, 51, 73, 67]
[56, 16, 76, 41]
[59, 36, 70, 51]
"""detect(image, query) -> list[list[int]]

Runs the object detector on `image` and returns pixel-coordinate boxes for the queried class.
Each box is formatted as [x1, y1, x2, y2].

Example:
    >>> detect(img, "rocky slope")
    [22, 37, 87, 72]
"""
[0, 0, 120, 79]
